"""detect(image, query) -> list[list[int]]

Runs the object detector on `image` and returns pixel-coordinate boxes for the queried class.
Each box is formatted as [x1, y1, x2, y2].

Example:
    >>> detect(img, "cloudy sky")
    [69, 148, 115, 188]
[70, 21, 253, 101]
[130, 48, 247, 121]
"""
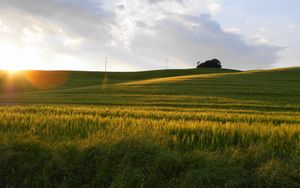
[0, 0, 299, 71]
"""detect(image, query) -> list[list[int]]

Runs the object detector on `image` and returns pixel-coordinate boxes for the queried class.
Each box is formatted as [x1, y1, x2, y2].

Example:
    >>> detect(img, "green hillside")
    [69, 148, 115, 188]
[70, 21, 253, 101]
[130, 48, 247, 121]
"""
[0, 68, 238, 92]
[0, 67, 300, 187]
[1, 67, 299, 106]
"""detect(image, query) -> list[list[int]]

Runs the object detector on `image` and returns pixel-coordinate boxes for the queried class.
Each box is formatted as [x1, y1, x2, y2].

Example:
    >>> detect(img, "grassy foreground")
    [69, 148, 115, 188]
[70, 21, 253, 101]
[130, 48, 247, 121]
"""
[0, 67, 300, 187]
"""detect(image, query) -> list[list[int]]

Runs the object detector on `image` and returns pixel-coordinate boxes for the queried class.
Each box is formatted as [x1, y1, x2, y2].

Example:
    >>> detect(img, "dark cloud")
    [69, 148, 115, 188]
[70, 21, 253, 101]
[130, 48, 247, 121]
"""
[117, 4, 125, 10]
[0, 0, 114, 42]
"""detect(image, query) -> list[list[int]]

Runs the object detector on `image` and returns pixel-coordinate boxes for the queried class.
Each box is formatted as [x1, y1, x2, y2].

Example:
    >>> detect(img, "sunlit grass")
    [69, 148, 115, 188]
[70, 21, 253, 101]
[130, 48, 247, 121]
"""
[0, 104, 299, 187]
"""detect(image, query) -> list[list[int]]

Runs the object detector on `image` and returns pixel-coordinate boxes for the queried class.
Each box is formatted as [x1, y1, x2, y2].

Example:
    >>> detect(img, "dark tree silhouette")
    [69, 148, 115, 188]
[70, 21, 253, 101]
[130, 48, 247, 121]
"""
[197, 59, 222, 68]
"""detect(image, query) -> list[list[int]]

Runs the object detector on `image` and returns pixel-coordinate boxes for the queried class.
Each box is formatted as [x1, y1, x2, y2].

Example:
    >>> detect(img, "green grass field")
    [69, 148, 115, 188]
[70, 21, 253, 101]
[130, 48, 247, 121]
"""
[0, 67, 300, 187]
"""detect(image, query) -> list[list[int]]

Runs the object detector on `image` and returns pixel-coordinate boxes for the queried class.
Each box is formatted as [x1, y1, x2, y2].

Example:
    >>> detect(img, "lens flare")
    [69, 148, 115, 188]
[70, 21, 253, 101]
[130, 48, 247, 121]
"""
[0, 71, 25, 103]
[25, 71, 68, 90]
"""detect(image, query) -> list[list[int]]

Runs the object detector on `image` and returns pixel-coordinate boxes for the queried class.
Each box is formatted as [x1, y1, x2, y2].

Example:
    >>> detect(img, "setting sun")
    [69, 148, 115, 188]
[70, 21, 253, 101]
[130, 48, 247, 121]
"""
[0, 65, 22, 76]
[0, 39, 45, 72]
[6, 69, 21, 75]
[0, 43, 29, 71]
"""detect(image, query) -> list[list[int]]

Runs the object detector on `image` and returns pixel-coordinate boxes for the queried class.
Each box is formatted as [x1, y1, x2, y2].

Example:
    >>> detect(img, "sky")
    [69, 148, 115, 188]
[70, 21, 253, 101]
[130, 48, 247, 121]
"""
[0, 0, 299, 71]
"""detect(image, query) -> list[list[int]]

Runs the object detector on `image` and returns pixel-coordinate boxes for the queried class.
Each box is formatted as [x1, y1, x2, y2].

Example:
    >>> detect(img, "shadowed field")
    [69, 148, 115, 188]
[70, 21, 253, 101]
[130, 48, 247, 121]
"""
[0, 67, 299, 187]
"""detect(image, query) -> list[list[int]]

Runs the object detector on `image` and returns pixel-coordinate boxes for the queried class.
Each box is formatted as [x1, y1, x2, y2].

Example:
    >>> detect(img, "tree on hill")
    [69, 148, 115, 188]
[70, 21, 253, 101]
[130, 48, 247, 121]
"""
[197, 59, 222, 68]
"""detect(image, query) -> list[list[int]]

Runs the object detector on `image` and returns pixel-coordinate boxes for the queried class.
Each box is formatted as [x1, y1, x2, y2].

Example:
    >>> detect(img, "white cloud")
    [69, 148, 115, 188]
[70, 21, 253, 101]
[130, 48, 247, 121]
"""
[288, 24, 296, 30]
[224, 27, 241, 34]
[0, 0, 282, 71]
[0, 20, 9, 33]
[208, 2, 222, 15]
[252, 27, 275, 45]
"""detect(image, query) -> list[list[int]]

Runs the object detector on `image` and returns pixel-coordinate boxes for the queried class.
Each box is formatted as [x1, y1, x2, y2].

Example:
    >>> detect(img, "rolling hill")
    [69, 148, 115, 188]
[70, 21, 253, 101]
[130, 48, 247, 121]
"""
[0, 67, 299, 187]
[0, 68, 238, 91]
[0, 67, 299, 106]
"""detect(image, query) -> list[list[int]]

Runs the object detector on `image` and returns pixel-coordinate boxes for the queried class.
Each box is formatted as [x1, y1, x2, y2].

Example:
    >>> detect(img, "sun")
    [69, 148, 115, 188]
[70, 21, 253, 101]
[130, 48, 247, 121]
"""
[3, 68, 22, 78]
[2, 64, 23, 74]
[7, 69, 21, 74]
[0, 43, 33, 73]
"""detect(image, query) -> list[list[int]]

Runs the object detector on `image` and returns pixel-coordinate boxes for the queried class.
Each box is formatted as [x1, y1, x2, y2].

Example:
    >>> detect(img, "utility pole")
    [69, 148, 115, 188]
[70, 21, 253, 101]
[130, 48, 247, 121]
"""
[105, 56, 107, 73]
[166, 57, 168, 71]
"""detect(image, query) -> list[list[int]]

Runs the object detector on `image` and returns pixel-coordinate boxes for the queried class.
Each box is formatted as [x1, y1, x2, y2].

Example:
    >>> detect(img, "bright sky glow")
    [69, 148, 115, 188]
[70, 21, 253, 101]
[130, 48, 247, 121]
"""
[0, 0, 299, 71]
